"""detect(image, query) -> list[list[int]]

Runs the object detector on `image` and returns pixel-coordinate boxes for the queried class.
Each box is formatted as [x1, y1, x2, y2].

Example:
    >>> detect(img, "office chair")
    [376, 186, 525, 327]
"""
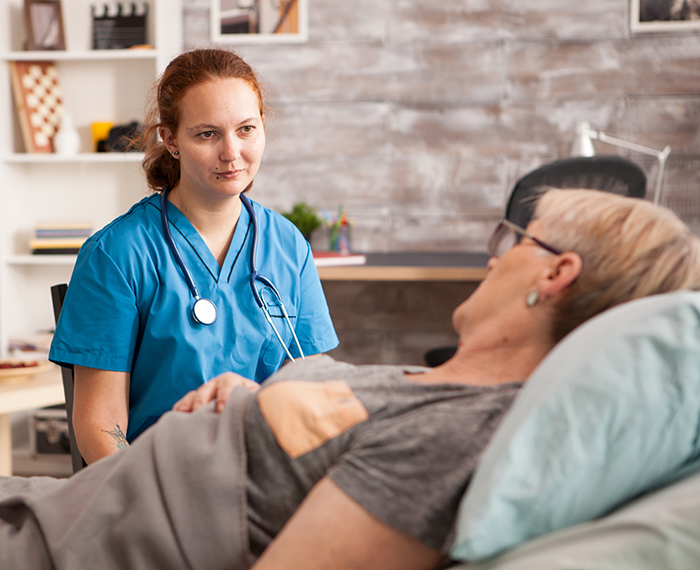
[505, 155, 647, 228]
[50, 284, 86, 473]
[423, 155, 648, 367]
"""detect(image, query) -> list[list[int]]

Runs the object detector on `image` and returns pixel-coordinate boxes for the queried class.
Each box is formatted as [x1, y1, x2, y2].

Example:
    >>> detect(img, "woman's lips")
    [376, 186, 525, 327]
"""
[216, 169, 242, 179]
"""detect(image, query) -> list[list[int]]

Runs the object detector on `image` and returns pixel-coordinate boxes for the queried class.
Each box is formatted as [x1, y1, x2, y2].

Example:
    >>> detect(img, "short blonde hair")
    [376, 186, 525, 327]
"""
[533, 189, 700, 342]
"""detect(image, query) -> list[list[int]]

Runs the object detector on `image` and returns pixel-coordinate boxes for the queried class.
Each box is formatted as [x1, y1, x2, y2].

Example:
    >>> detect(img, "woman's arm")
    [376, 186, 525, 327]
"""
[72, 365, 130, 465]
[252, 477, 444, 570]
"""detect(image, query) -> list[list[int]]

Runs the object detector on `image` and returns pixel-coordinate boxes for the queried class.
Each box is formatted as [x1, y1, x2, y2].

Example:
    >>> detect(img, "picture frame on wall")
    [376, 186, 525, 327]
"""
[211, 0, 308, 44]
[24, 0, 66, 50]
[631, 0, 700, 32]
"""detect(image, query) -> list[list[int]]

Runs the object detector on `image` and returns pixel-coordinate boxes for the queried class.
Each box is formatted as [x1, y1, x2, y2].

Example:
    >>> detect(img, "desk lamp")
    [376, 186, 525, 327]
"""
[571, 121, 671, 205]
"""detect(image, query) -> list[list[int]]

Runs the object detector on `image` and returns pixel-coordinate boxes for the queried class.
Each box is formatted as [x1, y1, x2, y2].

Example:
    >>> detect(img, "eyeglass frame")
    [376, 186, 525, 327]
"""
[488, 218, 563, 257]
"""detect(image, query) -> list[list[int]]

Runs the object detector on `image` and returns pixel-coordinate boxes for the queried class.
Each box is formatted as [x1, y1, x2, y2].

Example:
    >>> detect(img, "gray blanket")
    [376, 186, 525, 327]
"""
[0, 388, 254, 570]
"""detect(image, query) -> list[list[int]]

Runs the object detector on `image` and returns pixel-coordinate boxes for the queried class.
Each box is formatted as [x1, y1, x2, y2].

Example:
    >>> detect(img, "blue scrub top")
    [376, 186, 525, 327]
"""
[49, 194, 339, 441]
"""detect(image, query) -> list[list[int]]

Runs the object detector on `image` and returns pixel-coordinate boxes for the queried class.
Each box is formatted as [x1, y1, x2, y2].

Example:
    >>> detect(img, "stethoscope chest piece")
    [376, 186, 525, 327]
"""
[192, 297, 218, 325]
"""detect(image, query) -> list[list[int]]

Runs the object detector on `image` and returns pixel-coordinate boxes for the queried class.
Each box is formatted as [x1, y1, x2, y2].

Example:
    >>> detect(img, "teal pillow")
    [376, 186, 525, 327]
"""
[454, 464, 700, 570]
[451, 291, 700, 562]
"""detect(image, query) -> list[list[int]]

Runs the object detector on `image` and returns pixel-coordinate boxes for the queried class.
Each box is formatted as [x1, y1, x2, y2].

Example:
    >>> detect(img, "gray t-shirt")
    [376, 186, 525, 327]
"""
[245, 356, 522, 555]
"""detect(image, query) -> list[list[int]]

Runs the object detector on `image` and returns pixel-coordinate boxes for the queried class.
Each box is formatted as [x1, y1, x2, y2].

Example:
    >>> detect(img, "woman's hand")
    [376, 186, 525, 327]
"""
[172, 372, 260, 414]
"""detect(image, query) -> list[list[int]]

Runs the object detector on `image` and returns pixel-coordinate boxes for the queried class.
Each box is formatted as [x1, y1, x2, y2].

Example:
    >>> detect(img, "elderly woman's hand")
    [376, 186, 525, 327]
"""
[172, 372, 260, 414]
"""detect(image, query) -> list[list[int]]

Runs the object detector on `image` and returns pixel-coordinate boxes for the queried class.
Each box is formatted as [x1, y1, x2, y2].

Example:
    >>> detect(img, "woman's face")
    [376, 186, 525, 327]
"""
[452, 219, 554, 334]
[165, 77, 266, 200]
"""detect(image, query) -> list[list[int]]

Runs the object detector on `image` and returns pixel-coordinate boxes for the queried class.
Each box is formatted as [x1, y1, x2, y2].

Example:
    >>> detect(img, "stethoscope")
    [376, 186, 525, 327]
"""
[160, 186, 305, 362]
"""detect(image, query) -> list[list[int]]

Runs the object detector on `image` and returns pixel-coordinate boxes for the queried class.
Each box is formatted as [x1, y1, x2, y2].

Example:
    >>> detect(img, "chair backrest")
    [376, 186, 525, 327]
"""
[505, 155, 647, 228]
[50, 284, 86, 473]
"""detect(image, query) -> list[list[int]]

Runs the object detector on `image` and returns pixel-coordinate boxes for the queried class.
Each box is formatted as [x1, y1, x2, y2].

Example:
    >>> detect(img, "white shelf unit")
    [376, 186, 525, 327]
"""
[3, 152, 145, 163]
[0, 0, 182, 357]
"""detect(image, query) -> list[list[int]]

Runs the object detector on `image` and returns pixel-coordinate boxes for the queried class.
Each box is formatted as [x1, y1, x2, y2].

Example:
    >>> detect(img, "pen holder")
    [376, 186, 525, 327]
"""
[328, 221, 352, 252]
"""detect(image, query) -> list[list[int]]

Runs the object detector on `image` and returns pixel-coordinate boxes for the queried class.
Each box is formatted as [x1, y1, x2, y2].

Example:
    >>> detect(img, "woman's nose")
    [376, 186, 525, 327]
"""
[487, 256, 498, 270]
[220, 135, 242, 163]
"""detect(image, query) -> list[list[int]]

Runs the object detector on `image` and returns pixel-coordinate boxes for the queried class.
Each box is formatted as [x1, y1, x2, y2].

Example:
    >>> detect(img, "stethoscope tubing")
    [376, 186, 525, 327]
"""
[161, 187, 200, 301]
[241, 194, 305, 361]
[161, 187, 305, 361]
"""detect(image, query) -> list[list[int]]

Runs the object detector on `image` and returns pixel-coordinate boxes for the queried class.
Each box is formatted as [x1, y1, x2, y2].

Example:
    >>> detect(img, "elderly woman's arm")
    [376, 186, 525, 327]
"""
[172, 372, 260, 413]
[252, 476, 444, 570]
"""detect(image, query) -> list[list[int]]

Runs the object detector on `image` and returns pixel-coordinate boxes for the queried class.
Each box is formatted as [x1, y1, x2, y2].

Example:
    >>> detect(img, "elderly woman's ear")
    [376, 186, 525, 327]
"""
[537, 252, 583, 301]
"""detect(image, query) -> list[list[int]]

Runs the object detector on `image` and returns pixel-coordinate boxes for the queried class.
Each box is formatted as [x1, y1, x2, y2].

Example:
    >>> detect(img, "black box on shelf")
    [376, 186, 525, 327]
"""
[92, 3, 149, 50]
[30, 406, 71, 457]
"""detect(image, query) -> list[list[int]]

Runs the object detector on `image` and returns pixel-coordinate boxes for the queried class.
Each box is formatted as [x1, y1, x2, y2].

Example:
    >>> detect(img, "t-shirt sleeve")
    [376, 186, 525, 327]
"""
[326, 394, 513, 552]
[293, 240, 339, 356]
[49, 240, 139, 372]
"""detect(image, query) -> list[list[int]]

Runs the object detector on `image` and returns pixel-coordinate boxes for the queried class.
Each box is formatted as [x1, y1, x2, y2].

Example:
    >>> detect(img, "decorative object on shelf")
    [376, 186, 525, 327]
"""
[23, 0, 66, 51]
[106, 120, 142, 151]
[211, 0, 309, 44]
[91, 121, 113, 152]
[92, 3, 149, 50]
[570, 120, 671, 205]
[280, 201, 322, 240]
[9, 60, 63, 153]
[52, 113, 80, 155]
[30, 221, 93, 254]
[630, 0, 700, 33]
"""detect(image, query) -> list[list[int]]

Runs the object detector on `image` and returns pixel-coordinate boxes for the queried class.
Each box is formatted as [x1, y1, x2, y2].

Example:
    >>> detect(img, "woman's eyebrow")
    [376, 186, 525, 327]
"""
[186, 118, 259, 132]
[186, 123, 218, 132]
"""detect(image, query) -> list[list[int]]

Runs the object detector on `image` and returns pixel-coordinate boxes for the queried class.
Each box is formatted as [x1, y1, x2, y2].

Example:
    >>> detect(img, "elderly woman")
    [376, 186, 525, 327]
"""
[2, 189, 700, 570]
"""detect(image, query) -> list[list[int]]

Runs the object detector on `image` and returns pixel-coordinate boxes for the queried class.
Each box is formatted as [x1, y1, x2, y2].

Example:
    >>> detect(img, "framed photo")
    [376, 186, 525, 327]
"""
[211, 0, 308, 44]
[631, 0, 700, 32]
[24, 0, 66, 50]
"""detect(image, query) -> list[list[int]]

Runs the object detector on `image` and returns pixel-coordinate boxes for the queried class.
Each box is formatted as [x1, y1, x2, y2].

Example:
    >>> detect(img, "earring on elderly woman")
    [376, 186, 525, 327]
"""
[526, 289, 540, 307]
[172, 150, 179, 157]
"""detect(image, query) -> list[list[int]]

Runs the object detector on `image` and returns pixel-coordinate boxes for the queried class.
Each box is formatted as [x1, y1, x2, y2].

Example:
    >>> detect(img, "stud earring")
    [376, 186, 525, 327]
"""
[171, 150, 179, 157]
[526, 289, 540, 307]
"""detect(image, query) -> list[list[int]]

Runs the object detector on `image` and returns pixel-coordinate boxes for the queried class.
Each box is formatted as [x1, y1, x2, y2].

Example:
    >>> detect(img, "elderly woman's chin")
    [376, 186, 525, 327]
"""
[451, 291, 484, 337]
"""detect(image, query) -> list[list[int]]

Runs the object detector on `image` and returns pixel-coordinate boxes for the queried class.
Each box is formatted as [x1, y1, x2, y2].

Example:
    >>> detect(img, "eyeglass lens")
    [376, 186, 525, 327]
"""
[488, 223, 521, 257]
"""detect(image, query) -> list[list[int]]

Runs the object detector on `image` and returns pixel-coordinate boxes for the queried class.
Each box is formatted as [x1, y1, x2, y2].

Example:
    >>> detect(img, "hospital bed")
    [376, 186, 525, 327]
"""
[446, 289, 700, 569]
[50, 285, 700, 568]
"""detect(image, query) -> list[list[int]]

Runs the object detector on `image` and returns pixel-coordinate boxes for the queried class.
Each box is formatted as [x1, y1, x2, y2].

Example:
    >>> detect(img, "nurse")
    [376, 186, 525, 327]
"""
[49, 48, 339, 465]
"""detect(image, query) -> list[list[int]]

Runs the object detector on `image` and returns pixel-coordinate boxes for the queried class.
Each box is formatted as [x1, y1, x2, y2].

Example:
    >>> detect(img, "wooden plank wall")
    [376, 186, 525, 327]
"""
[182, 0, 700, 364]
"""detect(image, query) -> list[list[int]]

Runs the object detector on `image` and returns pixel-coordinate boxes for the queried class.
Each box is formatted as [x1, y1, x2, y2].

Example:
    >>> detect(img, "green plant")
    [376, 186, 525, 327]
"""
[281, 201, 323, 239]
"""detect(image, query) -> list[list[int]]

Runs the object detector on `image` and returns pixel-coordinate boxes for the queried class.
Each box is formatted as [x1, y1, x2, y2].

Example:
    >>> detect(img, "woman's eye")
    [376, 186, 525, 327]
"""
[200, 131, 215, 139]
[240, 125, 254, 134]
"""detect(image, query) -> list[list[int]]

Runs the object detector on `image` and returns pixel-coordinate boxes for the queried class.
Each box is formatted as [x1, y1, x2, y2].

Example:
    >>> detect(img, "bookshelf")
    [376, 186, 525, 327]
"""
[0, 0, 182, 356]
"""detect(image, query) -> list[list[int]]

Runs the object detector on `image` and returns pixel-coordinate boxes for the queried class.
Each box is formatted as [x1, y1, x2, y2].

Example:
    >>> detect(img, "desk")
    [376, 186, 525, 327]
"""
[318, 253, 489, 366]
[0, 368, 64, 476]
[316, 252, 489, 282]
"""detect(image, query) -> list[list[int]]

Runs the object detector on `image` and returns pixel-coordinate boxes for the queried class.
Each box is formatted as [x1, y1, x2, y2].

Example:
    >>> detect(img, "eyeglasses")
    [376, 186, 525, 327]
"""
[487, 219, 563, 257]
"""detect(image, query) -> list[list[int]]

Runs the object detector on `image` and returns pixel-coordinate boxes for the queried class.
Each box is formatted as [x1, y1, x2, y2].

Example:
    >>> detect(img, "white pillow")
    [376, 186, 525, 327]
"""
[451, 291, 700, 562]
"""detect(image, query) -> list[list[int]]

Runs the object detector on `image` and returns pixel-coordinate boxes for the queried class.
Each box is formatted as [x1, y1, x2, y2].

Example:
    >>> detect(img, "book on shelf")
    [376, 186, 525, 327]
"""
[8, 333, 52, 361]
[30, 221, 93, 255]
[29, 237, 88, 255]
[312, 251, 367, 267]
